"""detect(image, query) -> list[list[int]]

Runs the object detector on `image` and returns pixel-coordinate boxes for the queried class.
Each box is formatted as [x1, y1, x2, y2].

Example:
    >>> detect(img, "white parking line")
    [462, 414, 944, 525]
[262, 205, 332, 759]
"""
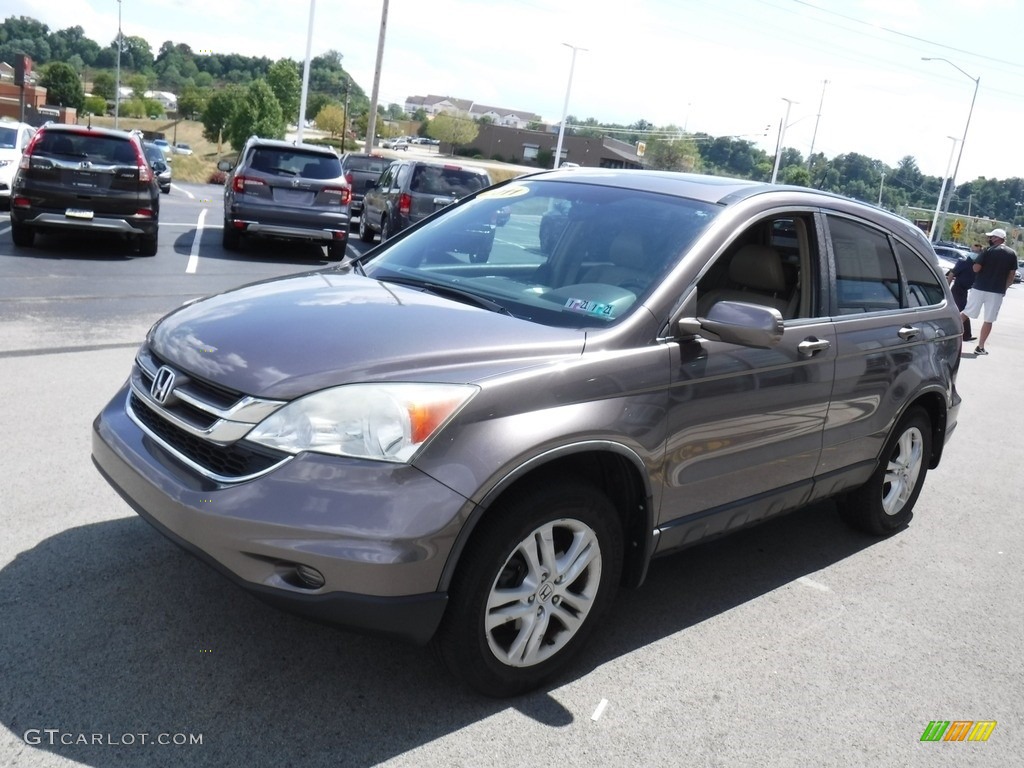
[796, 576, 832, 592]
[591, 698, 609, 721]
[186, 209, 208, 274]
[171, 184, 195, 200]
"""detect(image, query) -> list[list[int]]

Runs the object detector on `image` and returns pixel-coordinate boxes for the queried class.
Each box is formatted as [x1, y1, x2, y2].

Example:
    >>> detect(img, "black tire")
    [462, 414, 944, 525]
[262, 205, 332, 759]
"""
[434, 478, 623, 697]
[378, 216, 389, 244]
[138, 231, 158, 257]
[839, 407, 931, 535]
[11, 221, 34, 247]
[326, 241, 346, 261]
[222, 220, 241, 251]
[358, 215, 374, 243]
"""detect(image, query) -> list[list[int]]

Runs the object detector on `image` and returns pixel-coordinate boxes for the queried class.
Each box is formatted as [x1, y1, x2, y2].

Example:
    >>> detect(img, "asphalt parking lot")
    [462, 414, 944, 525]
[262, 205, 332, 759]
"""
[1, 191, 1022, 767]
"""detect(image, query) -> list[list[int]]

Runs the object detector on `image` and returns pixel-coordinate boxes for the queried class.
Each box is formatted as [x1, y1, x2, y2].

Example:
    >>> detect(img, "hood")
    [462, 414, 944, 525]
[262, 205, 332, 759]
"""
[148, 271, 586, 399]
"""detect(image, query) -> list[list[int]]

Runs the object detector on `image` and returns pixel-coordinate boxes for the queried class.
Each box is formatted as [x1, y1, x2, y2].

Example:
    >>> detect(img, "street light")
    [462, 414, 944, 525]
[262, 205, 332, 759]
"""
[928, 136, 959, 241]
[922, 57, 980, 241]
[770, 97, 797, 184]
[553, 43, 586, 170]
[114, 0, 122, 129]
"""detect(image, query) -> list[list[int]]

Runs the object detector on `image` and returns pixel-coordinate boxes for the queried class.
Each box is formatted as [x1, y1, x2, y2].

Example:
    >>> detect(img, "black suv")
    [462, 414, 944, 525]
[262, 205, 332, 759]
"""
[218, 137, 351, 260]
[359, 159, 491, 244]
[339, 152, 391, 226]
[10, 123, 160, 255]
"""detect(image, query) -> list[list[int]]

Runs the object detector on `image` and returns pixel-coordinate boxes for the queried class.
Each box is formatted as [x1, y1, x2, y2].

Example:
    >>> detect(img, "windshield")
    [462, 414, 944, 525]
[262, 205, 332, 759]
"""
[360, 178, 719, 329]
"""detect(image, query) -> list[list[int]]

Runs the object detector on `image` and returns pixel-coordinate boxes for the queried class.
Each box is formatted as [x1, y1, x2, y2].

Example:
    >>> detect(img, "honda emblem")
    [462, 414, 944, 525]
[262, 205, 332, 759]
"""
[150, 366, 177, 405]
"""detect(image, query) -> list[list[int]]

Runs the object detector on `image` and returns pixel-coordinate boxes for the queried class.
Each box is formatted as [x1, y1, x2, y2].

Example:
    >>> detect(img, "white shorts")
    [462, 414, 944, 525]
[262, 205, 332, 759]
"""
[962, 289, 1004, 322]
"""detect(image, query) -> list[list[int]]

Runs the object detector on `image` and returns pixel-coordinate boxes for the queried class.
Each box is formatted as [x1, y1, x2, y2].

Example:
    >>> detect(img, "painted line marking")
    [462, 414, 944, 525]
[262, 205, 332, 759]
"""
[797, 576, 831, 592]
[171, 184, 195, 200]
[186, 208, 207, 274]
[591, 698, 609, 721]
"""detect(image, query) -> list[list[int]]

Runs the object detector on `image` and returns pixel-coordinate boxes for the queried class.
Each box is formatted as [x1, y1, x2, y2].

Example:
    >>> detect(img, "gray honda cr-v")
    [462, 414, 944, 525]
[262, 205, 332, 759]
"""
[93, 168, 962, 696]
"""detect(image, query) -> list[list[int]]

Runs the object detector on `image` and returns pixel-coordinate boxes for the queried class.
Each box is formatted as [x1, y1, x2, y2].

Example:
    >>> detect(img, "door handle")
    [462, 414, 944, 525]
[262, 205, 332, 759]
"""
[798, 337, 831, 356]
[898, 326, 921, 340]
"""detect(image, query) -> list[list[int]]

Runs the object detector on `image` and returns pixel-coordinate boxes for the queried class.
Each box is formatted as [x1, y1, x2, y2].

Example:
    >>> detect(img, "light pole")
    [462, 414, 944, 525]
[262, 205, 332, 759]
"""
[770, 97, 797, 184]
[806, 80, 828, 171]
[296, 0, 315, 144]
[114, 0, 122, 129]
[928, 136, 959, 241]
[922, 57, 980, 240]
[553, 43, 586, 169]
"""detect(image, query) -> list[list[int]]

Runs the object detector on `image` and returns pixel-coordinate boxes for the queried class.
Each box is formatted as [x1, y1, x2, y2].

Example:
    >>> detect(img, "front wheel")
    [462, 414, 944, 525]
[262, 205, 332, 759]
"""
[839, 407, 931, 535]
[434, 478, 622, 697]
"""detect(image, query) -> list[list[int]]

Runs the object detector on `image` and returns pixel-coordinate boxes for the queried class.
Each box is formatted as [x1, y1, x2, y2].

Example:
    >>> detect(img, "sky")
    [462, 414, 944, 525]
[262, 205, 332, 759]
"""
[8, 0, 1024, 185]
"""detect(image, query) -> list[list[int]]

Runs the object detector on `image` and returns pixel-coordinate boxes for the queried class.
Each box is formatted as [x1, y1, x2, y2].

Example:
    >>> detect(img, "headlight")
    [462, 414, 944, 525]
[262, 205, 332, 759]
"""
[246, 383, 478, 463]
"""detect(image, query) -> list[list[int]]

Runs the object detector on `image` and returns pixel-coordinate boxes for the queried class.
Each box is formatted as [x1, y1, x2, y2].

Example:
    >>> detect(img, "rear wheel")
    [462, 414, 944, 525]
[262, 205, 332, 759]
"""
[378, 216, 390, 244]
[839, 407, 931, 535]
[138, 231, 158, 257]
[358, 215, 374, 243]
[434, 478, 622, 697]
[11, 221, 34, 247]
[222, 220, 241, 251]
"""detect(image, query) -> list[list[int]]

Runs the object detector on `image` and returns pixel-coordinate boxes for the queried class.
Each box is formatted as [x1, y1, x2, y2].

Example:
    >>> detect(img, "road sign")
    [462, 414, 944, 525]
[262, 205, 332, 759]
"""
[952, 219, 964, 237]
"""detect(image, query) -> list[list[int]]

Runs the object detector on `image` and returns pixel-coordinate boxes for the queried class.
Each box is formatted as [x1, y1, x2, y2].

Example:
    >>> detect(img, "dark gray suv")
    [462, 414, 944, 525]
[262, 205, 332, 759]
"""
[92, 169, 962, 697]
[10, 123, 160, 255]
[218, 137, 351, 260]
[359, 159, 490, 244]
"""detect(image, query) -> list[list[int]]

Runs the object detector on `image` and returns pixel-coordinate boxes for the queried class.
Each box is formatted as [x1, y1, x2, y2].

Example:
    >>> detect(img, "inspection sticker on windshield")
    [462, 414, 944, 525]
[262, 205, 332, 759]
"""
[564, 297, 614, 317]
[477, 184, 530, 200]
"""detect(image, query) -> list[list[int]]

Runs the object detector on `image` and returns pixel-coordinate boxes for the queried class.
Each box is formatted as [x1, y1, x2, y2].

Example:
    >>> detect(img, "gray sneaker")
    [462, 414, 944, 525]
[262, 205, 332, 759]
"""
[975, 346, 988, 355]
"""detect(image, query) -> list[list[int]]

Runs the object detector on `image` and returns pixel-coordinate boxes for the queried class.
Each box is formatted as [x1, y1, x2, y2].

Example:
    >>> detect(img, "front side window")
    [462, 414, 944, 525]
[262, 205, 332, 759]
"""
[360, 179, 719, 329]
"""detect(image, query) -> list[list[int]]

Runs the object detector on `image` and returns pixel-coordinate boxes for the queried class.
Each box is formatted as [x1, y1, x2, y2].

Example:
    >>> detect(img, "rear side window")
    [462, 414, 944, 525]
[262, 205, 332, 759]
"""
[897, 242, 946, 306]
[829, 216, 901, 314]
[346, 156, 390, 174]
[0, 127, 17, 148]
[410, 165, 489, 196]
[248, 149, 342, 180]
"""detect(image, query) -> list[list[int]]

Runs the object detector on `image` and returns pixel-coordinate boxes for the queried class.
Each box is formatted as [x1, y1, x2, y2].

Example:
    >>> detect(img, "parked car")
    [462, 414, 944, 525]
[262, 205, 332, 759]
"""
[10, 123, 160, 255]
[381, 138, 409, 150]
[172, 142, 193, 155]
[217, 136, 351, 260]
[0, 119, 36, 208]
[151, 138, 171, 154]
[91, 168, 962, 697]
[339, 152, 392, 225]
[359, 159, 491, 245]
[933, 244, 971, 263]
[143, 142, 172, 194]
[1016, 261, 1023, 284]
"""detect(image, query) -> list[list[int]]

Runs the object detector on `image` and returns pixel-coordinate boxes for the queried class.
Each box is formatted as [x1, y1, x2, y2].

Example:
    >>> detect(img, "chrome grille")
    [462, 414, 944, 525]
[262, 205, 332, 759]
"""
[127, 346, 291, 482]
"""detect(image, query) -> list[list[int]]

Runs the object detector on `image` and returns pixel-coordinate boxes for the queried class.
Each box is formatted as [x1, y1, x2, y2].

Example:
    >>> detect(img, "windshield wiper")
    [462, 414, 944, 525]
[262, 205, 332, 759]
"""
[377, 275, 513, 316]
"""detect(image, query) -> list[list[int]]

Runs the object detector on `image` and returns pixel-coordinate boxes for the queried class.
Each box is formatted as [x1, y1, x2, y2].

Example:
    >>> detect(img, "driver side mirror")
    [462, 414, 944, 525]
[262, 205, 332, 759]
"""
[677, 301, 784, 349]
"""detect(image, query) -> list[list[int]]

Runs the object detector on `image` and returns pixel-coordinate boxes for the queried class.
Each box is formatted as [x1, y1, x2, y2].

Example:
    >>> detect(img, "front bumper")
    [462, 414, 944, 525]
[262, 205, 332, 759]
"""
[91, 382, 468, 644]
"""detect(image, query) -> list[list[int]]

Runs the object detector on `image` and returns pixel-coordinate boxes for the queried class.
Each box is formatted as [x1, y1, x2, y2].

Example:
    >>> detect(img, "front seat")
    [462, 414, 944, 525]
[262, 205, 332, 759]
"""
[697, 244, 790, 317]
[579, 231, 649, 292]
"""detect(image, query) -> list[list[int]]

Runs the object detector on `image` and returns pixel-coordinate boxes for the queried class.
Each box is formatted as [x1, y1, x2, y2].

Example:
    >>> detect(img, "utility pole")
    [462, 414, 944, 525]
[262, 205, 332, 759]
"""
[341, 80, 349, 153]
[114, 0, 122, 129]
[770, 98, 797, 184]
[553, 43, 586, 169]
[807, 80, 828, 170]
[364, 0, 389, 151]
[878, 172, 885, 206]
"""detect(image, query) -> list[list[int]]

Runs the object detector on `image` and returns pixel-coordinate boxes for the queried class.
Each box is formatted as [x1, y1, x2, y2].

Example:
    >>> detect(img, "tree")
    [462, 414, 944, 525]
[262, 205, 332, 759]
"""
[227, 79, 284, 149]
[202, 85, 244, 146]
[91, 71, 115, 100]
[40, 62, 84, 110]
[643, 136, 701, 173]
[305, 92, 332, 121]
[128, 73, 149, 99]
[178, 85, 209, 120]
[315, 104, 346, 136]
[83, 95, 107, 116]
[267, 59, 301, 126]
[427, 112, 479, 154]
[120, 35, 154, 71]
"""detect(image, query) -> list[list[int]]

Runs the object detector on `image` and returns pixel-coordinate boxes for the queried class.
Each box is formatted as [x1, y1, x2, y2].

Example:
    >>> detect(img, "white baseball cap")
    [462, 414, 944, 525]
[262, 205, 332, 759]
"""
[984, 228, 1007, 239]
